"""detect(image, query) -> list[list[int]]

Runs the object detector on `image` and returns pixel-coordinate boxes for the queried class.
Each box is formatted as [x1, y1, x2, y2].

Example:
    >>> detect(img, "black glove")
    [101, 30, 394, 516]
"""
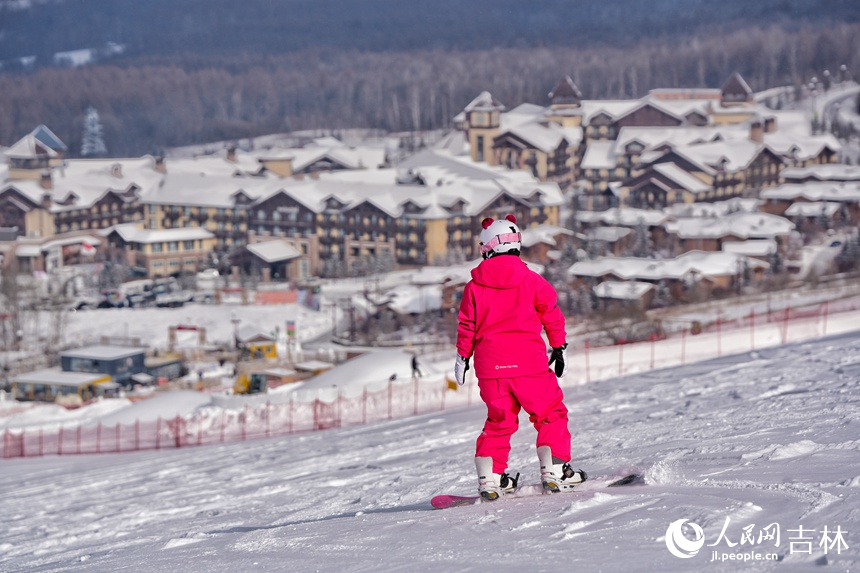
[548, 343, 568, 377]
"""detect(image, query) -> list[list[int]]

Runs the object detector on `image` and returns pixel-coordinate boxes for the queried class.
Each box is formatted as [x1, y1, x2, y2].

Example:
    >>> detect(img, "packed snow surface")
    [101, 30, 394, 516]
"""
[2, 331, 860, 572]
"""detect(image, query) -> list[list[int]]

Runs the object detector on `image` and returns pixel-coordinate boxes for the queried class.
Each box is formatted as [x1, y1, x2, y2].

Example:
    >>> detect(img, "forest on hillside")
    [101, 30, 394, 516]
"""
[0, 0, 858, 156]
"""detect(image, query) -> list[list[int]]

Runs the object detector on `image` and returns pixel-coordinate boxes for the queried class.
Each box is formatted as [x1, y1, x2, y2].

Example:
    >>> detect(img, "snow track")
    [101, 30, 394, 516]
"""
[2, 331, 860, 571]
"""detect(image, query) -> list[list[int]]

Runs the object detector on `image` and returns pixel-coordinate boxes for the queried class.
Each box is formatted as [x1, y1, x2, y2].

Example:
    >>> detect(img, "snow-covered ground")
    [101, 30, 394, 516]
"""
[1, 324, 859, 571]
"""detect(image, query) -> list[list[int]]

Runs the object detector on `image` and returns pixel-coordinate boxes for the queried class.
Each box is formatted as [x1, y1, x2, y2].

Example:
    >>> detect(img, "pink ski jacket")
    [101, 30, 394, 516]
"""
[456, 255, 567, 380]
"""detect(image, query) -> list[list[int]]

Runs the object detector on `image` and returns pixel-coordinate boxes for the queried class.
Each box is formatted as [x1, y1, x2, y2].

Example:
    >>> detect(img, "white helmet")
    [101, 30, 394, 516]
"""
[479, 214, 521, 259]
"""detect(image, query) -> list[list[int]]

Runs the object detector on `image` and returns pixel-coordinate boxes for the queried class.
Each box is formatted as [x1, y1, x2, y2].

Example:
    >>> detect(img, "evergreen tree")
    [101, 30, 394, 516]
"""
[631, 219, 654, 257]
[81, 106, 107, 157]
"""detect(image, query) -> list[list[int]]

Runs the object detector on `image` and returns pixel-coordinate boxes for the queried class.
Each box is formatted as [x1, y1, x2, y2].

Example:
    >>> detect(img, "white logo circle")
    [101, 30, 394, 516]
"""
[665, 519, 705, 559]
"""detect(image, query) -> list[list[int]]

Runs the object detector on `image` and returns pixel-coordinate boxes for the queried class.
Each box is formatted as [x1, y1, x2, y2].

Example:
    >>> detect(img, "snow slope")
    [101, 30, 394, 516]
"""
[2, 331, 859, 572]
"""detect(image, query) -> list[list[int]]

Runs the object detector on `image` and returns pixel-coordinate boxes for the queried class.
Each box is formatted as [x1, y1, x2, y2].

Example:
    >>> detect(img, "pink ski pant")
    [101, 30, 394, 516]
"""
[475, 371, 571, 474]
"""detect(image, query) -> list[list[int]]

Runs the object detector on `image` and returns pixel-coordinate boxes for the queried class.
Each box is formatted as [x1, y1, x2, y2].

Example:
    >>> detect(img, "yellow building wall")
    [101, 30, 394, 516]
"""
[261, 159, 293, 178]
[424, 219, 449, 263]
[8, 168, 42, 181]
[24, 209, 56, 238]
[545, 112, 582, 128]
[543, 205, 560, 226]
[248, 341, 278, 359]
[710, 110, 757, 126]
[469, 127, 501, 165]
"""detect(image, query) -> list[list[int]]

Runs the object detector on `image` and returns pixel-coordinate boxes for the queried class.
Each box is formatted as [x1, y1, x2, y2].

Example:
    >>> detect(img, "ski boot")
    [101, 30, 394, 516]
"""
[475, 456, 519, 501]
[537, 446, 587, 493]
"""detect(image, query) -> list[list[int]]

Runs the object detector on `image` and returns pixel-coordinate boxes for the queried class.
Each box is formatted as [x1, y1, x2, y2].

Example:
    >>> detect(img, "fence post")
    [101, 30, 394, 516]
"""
[266, 401, 271, 438]
[822, 301, 829, 336]
[681, 327, 687, 365]
[388, 378, 393, 420]
[716, 315, 722, 357]
[584, 340, 591, 384]
[135, 418, 140, 452]
[21, 428, 26, 458]
[362, 387, 368, 425]
[156, 417, 162, 450]
[220, 410, 226, 443]
[650, 333, 656, 370]
[96, 422, 102, 454]
[174, 415, 182, 448]
[750, 308, 755, 351]
[289, 395, 294, 434]
[618, 342, 624, 377]
[116, 422, 121, 453]
[413, 376, 419, 416]
[39, 428, 44, 457]
[241, 406, 247, 441]
[781, 307, 790, 344]
[76, 425, 82, 455]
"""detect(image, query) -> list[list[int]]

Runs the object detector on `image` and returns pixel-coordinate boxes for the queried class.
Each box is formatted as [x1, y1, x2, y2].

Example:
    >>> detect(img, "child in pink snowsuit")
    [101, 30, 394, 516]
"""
[454, 215, 585, 499]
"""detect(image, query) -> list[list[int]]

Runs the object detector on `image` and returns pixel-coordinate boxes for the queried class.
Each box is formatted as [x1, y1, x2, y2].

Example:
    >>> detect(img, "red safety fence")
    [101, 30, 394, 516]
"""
[1, 374, 477, 459]
[2, 297, 859, 459]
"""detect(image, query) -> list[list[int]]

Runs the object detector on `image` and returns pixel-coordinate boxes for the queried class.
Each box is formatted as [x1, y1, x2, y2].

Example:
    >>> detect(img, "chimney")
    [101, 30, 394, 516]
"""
[226, 145, 237, 163]
[749, 120, 763, 144]
[764, 116, 777, 134]
[39, 170, 53, 190]
[153, 156, 166, 173]
[40, 192, 52, 209]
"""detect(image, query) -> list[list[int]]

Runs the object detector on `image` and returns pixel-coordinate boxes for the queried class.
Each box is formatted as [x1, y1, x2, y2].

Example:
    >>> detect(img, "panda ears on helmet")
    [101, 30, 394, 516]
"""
[481, 214, 517, 229]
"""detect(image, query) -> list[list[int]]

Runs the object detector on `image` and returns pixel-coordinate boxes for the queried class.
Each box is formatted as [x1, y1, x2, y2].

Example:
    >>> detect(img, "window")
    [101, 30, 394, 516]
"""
[168, 242, 178, 252]
[183, 240, 194, 250]
[152, 243, 163, 253]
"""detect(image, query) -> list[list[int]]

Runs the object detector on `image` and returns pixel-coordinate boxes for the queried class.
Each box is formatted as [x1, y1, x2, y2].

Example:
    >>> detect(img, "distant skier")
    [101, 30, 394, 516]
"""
[411, 354, 422, 379]
[453, 215, 586, 500]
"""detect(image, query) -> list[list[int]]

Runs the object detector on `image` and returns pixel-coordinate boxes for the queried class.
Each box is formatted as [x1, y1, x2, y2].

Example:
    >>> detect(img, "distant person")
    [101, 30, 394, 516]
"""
[453, 215, 586, 501]
[411, 354, 422, 379]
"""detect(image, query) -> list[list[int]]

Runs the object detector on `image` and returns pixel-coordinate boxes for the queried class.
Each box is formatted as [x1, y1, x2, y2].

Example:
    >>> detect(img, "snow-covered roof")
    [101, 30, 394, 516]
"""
[721, 239, 777, 257]
[764, 131, 841, 161]
[5, 133, 58, 160]
[664, 198, 760, 218]
[589, 226, 631, 243]
[569, 250, 767, 282]
[760, 182, 860, 204]
[520, 224, 573, 248]
[781, 164, 860, 182]
[105, 224, 215, 244]
[576, 207, 668, 227]
[246, 239, 302, 263]
[580, 141, 616, 170]
[13, 368, 109, 386]
[463, 91, 505, 113]
[60, 345, 145, 360]
[666, 212, 794, 240]
[784, 201, 842, 218]
[235, 324, 275, 343]
[593, 280, 654, 300]
[650, 163, 711, 194]
[497, 121, 581, 154]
